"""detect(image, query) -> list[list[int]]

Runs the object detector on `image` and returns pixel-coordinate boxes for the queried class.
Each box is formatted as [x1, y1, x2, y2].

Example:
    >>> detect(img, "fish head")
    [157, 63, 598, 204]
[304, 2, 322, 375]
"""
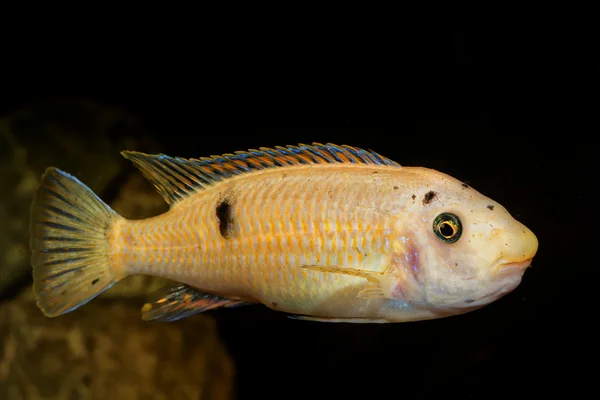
[394, 168, 539, 312]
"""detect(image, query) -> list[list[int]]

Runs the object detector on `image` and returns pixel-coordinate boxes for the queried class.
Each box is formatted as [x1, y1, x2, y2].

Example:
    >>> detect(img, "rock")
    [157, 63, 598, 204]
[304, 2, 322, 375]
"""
[0, 99, 134, 297]
[0, 98, 162, 298]
[0, 118, 40, 297]
[0, 298, 233, 400]
[0, 99, 234, 399]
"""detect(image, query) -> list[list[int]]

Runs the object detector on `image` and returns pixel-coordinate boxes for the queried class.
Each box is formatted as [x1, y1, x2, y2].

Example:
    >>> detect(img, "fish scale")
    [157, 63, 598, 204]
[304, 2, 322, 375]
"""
[29, 142, 539, 323]
[113, 166, 395, 314]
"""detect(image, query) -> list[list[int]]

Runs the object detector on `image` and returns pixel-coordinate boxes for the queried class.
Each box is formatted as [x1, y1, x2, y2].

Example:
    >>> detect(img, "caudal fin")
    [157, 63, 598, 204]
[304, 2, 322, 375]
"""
[29, 167, 123, 317]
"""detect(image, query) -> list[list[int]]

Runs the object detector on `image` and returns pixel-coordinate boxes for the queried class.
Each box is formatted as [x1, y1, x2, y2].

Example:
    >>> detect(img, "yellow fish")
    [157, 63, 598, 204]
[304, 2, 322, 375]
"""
[29, 143, 538, 323]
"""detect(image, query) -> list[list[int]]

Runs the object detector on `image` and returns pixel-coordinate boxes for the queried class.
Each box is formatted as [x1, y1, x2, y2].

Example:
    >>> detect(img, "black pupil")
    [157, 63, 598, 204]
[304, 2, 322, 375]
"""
[439, 222, 455, 237]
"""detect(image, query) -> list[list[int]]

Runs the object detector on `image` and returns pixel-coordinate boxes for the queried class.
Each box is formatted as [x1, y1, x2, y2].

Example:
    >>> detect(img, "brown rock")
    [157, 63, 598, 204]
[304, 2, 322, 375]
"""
[0, 99, 234, 400]
[0, 298, 234, 399]
[0, 99, 145, 296]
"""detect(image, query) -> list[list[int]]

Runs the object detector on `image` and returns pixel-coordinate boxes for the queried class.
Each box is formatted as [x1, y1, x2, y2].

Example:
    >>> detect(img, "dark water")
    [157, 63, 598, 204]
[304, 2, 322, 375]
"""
[0, 34, 595, 399]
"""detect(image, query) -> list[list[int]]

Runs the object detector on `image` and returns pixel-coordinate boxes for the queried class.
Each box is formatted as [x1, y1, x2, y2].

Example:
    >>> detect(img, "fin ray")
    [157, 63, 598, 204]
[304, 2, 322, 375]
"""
[357, 283, 386, 299]
[142, 284, 249, 322]
[121, 143, 400, 206]
[302, 264, 393, 300]
[30, 168, 123, 317]
[301, 264, 384, 283]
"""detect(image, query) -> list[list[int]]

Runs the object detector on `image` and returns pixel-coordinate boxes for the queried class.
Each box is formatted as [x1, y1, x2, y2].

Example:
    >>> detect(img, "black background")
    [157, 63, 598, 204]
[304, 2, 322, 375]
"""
[1, 28, 595, 399]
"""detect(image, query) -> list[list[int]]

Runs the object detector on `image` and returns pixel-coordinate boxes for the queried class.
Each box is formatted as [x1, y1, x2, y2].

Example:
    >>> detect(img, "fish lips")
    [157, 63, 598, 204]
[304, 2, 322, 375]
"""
[494, 258, 534, 277]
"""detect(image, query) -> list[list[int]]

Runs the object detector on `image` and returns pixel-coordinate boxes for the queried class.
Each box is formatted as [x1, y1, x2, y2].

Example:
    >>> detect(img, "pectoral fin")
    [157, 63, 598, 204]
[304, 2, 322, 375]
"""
[142, 284, 249, 322]
[301, 264, 390, 300]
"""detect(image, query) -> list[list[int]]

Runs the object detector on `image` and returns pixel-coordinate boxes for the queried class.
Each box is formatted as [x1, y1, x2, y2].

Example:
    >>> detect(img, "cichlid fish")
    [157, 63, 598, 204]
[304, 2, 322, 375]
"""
[29, 143, 538, 323]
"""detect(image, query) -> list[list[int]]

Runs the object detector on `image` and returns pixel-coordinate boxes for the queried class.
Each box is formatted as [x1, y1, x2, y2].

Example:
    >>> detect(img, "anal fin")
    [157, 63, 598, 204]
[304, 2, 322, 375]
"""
[142, 284, 248, 322]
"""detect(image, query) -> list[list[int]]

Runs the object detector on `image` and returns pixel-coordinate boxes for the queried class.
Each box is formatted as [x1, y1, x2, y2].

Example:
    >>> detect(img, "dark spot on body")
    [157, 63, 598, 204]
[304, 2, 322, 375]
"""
[465, 299, 475, 304]
[272, 302, 278, 307]
[91, 278, 99, 285]
[61, 290, 67, 295]
[412, 194, 416, 200]
[216, 199, 234, 239]
[455, 262, 458, 266]
[422, 190, 437, 206]
[393, 186, 399, 190]
[462, 183, 470, 189]
[487, 205, 495, 211]
[373, 171, 378, 174]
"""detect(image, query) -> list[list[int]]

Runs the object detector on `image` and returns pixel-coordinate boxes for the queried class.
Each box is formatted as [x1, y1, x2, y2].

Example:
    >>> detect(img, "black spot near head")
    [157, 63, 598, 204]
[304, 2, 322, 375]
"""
[461, 183, 470, 189]
[216, 199, 234, 239]
[487, 205, 495, 211]
[422, 190, 437, 206]
[91, 278, 99, 285]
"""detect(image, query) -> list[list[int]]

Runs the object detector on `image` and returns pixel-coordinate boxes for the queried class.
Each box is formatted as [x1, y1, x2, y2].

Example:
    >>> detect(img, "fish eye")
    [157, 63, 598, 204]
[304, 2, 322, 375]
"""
[433, 213, 462, 243]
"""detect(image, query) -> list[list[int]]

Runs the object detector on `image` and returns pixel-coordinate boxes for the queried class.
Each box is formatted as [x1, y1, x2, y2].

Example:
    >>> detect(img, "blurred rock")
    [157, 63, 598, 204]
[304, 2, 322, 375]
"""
[0, 98, 160, 298]
[0, 118, 35, 297]
[0, 299, 233, 400]
[0, 99, 234, 400]
[110, 171, 169, 219]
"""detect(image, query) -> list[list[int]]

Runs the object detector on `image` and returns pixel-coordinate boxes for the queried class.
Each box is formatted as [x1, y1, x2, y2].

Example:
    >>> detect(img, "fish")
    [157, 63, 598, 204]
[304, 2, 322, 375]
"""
[29, 142, 539, 323]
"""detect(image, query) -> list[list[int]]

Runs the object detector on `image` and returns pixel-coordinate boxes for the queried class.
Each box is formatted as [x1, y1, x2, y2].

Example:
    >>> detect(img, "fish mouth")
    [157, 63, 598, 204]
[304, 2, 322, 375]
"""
[495, 258, 533, 276]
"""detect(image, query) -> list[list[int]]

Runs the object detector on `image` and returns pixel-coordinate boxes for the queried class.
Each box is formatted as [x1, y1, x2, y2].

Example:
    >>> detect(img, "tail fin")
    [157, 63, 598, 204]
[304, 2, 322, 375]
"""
[29, 167, 123, 317]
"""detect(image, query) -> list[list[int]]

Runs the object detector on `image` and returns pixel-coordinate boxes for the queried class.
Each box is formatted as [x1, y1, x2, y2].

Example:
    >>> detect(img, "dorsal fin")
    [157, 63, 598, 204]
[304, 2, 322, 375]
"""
[121, 142, 401, 206]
